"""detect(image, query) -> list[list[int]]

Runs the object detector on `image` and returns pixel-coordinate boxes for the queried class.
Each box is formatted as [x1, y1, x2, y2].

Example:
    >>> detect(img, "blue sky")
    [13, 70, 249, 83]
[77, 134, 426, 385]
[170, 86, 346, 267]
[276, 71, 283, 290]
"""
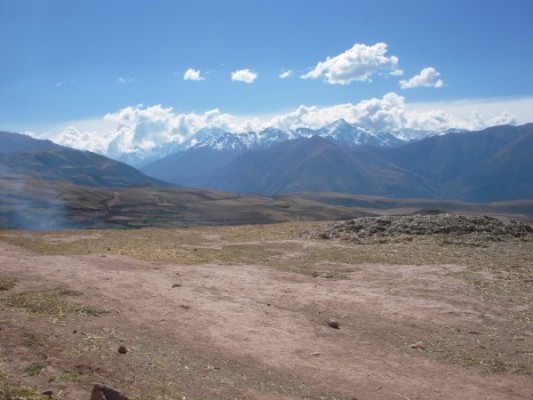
[1, 0, 533, 153]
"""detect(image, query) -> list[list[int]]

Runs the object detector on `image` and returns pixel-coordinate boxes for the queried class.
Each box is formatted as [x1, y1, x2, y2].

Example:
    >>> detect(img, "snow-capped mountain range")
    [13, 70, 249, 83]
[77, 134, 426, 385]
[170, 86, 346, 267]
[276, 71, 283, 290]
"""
[115, 119, 465, 167]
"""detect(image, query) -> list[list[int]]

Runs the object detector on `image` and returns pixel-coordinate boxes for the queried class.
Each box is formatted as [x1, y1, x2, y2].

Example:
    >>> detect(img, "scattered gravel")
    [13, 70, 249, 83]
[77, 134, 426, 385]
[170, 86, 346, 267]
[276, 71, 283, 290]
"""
[303, 213, 533, 245]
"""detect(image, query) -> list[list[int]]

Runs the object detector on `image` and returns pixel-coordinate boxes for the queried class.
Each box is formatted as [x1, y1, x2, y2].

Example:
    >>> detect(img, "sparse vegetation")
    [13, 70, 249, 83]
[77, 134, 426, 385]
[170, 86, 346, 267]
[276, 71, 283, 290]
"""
[0, 370, 50, 399]
[428, 348, 519, 374]
[22, 332, 45, 347]
[55, 285, 82, 297]
[0, 384, 50, 400]
[77, 304, 108, 317]
[3, 291, 69, 316]
[1, 286, 107, 318]
[23, 363, 45, 377]
[0, 219, 531, 399]
[0, 276, 17, 291]
[48, 370, 83, 383]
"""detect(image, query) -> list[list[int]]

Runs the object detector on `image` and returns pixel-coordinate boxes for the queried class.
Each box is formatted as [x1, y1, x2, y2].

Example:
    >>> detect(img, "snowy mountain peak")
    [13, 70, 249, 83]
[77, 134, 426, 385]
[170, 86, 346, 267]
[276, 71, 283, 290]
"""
[190, 129, 246, 151]
[323, 118, 352, 131]
[115, 121, 462, 167]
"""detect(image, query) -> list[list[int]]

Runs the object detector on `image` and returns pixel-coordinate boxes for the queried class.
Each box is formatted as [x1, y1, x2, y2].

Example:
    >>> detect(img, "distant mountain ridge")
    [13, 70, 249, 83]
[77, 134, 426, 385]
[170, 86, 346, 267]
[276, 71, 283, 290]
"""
[142, 123, 533, 202]
[201, 136, 435, 198]
[140, 119, 435, 183]
[2, 124, 532, 203]
[120, 119, 447, 167]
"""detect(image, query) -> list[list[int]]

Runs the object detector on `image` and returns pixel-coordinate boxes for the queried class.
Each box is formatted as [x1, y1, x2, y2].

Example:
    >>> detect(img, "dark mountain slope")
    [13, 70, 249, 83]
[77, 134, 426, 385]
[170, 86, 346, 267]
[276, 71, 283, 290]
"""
[0, 131, 58, 154]
[0, 132, 169, 188]
[446, 129, 533, 201]
[379, 124, 533, 184]
[203, 136, 436, 197]
[199, 124, 533, 201]
[141, 147, 244, 186]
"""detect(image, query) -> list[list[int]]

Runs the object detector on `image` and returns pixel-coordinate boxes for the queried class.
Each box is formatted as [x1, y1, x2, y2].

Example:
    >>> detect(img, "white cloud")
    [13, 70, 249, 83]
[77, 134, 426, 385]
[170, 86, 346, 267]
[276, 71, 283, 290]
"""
[488, 111, 516, 126]
[390, 69, 404, 76]
[301, 42, 401, 84]
[231, 69, 258, 83]
[269, 93, 409, 132]
[101, 105, 249, 156]
[400, 67, 444, 89]
[35, 95, 532, 159]
[117, 77, 133, 84]
[279, 70, 293, 79]
[268, 93, 524, 134]
[54, 78, 74, 87]
[183, 68, 205, 81]
[406, 97, 533, 126]
[43, 105, 261, 158]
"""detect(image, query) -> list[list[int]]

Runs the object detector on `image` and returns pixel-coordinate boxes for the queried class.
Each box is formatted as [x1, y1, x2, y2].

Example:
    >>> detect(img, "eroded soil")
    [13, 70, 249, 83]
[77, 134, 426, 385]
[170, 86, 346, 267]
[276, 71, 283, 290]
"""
[0, 222, 531, 399]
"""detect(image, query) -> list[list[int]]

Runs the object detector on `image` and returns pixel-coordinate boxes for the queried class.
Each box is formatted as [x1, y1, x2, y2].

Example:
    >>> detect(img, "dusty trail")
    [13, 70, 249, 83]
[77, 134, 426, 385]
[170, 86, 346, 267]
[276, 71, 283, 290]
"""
[0, 229, 531, 399]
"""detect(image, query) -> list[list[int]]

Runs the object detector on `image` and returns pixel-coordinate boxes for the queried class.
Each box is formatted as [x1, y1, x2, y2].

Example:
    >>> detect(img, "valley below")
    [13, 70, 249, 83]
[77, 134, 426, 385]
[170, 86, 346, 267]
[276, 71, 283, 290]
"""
[1, 220, 532, 399]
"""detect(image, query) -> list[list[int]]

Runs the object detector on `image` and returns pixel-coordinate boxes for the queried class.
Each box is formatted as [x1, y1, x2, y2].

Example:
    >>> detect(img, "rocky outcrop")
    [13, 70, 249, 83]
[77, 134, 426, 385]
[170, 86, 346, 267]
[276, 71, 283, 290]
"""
[90, 384, 129, 400]
[303, 213, 533, 244]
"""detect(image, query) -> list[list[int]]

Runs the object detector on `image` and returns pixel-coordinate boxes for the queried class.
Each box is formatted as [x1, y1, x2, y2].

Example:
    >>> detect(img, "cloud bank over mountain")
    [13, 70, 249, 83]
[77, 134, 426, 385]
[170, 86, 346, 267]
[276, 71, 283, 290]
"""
[29, 93, 529, 160]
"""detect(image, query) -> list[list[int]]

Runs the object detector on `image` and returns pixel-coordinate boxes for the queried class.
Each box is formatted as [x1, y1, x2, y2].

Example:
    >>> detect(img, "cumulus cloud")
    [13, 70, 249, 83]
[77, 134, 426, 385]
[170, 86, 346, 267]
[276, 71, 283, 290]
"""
[488, 111, 517, 127]
[183, 68, 205, 81]
[100, 105, 254, 156]
[400, 67, 444, 89]
[39, 95, 529, 159]
[301, 42, 401, 84]
[269, 93, 409, 132]
[231, 69, 258, 83]
[268, 93, 520, 133]
[50, 126, 110, 154]
[279, 70, 293, 79]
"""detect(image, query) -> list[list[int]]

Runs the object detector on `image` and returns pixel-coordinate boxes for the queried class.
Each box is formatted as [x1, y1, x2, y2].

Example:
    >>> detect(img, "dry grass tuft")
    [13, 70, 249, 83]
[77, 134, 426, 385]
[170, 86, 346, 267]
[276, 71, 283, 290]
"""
[1, 286, 108, 318]
[0, 384, 50, 399]
[23, 363, 46, 377]
[427, 347, 529, 374]
[48, 370, 83, 383]
[0, 276, 17, 291]
[3, 291, 69, 316]
[0, 369, 49, 399]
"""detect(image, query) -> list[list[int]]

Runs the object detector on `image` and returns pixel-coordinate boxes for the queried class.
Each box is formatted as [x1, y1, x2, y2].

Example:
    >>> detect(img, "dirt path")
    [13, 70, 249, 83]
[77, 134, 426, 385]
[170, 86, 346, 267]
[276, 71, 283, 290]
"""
[0, 232, 531, 399]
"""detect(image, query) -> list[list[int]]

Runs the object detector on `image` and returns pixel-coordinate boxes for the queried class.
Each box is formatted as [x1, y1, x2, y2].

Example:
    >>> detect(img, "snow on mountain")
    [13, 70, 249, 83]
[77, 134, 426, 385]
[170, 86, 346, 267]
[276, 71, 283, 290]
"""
[117, 121, 459, 167]
[114, 139, 185, 167]
[314, 119, 404, 147]
[391, 127, 469, 142]
[185, 128, 247, 151]
[256, 128, 300, 147]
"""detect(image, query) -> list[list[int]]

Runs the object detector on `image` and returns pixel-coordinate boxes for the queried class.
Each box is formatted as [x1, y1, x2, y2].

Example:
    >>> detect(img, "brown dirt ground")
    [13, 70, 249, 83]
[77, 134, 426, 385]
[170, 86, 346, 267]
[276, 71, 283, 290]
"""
[0, 222, 531, 400]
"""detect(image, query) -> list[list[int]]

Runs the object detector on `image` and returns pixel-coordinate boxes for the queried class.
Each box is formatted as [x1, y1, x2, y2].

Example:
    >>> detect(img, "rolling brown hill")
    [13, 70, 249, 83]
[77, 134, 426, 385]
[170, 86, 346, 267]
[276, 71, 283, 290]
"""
[0, 131, 169, 188]
[0, 178, 370, 229]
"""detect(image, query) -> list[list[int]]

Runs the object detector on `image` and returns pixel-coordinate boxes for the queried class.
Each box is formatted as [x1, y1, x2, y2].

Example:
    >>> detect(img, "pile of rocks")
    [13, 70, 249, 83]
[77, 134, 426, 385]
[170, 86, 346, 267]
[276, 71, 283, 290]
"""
[303, 213, 533, 244]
